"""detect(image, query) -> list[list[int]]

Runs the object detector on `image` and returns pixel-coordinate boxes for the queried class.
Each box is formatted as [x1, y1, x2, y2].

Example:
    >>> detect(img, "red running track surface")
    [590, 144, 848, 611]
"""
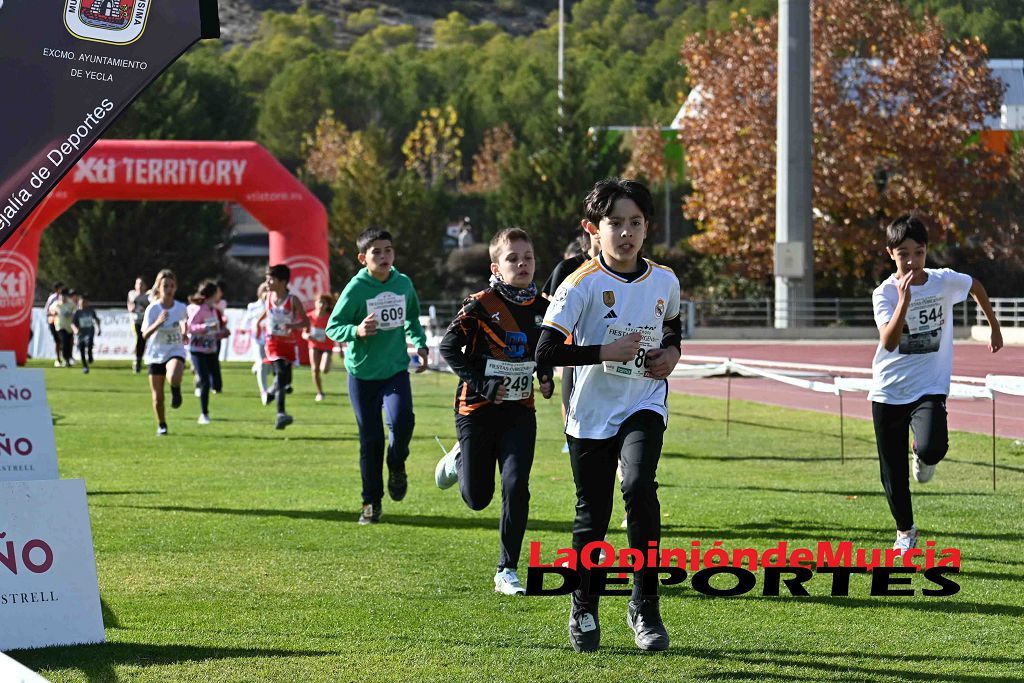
[669, 341, 1024, 439]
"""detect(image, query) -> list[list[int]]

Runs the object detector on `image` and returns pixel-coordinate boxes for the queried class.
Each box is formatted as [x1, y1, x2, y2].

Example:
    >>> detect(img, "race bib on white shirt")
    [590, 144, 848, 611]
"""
[485, 358, 536, 401]
[366, 292, 406, 331]
[901, 294, 943, 355]
[268, 308, 292, 337]
[601, 324, 662, 379]
[157, 327, 182, 346]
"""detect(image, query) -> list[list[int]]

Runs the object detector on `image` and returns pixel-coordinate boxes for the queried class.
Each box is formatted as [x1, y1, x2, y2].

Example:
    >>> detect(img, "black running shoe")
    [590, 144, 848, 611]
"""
[627, 598, 669, 651]
[387, 465, 408, 501]
[357, 503, 381, 525]
[568, 592, 600, 652]
[275, 413, 293, 430]
[170, 386, 183, 409]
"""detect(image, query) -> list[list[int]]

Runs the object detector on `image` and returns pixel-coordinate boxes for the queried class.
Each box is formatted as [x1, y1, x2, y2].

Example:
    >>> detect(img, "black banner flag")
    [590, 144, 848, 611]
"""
[0, 0, 219, 248]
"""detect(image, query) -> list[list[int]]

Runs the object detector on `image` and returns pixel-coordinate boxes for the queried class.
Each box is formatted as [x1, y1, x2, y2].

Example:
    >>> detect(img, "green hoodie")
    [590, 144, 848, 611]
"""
[326, 267, 428, 380]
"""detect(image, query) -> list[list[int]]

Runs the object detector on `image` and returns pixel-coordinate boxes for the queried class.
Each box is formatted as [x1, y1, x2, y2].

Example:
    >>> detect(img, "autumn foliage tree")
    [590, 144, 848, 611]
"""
[677, 0, 1010, 294]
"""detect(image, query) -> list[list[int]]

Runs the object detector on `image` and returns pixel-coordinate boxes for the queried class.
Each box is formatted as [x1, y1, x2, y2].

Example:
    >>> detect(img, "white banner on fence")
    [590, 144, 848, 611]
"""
[0, 653, 52, 682]
[0, 479, 105, 651]
[0, 369, 48, 410]
[986, 374, 1024, 397]
[30, 308, 261, 363]
[0, 407, 59, 482]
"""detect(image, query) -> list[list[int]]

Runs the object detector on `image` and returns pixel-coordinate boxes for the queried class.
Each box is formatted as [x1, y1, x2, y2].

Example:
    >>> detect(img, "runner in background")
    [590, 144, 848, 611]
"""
[142, 269, 188, 436]
[245, 283, 273, 405]
[71, 293, 101, 374]
[187, 279, 224, 425]
[303, 293, 337, 402]
[46, 281, 65, 367]
[126, 276, 150, 373]
[48, 287, 75, 368]
[256, 264, 310, 430]
[212, 280, 229, 393]
[542, 231, 601, 454]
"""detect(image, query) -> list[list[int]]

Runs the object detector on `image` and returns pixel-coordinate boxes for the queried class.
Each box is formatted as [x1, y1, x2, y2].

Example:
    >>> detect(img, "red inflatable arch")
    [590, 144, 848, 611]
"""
[0, 140, 329, 364]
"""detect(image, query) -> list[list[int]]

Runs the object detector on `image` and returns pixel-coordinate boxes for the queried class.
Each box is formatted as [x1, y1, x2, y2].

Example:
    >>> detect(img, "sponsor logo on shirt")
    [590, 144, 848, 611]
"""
[505, 331, 527, 359]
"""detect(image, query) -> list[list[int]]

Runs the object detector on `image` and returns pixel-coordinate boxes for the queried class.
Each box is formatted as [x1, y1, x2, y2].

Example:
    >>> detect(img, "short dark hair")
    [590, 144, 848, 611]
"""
[489, 227, 532, 262]
[59, 287, 70, 296]
[357, 228, 393, 253]
[583, 178, 655, 225]
[266, 264, 291, 282]
[886, 214, 929, 249]
[52, 281, 64, 290]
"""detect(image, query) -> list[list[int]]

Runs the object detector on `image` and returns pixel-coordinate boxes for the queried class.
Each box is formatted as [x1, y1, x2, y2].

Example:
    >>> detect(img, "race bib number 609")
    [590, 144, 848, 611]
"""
[366, 292, 407, 331]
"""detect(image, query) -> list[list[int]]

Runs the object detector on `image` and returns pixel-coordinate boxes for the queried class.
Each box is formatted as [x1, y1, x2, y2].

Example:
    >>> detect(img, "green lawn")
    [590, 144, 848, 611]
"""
[9, 360, 1024, 682]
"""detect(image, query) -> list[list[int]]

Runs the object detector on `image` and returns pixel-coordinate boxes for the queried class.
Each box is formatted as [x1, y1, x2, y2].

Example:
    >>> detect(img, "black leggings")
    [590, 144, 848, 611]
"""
[568, 409, 665, 603]
[872, 395, 949, 531]
[272, 359, 292, 414]
[133, 323, 145, 365]
[57, 330, 73, 364]
[456, 404, 536, 571]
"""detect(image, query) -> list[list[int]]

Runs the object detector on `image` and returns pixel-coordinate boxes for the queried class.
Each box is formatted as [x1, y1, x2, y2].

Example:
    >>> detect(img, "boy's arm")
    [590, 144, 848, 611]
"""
[438, 304, 503, 401]
[403, 285, 429, 372]
[878, 273, 913, 352]
[969, 277, 1003, 353]
[289, 296, 310, 330]
[326, 284, 362, 343]
[536, 284, 641, 367]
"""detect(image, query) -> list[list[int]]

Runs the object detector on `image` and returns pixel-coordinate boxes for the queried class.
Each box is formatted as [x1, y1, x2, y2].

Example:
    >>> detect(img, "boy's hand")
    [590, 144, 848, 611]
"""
[646, 347, 680, 379]
[990, 326, 1003, 353]
[538, 375, 554, 399]
[156, 310, 169, 325]
[600, 331, 642, 363]
[415, 347, 429, 373]
[493, 384, 508, 404]
[357, 313, 378, 337]
[896, 271, 914, 302]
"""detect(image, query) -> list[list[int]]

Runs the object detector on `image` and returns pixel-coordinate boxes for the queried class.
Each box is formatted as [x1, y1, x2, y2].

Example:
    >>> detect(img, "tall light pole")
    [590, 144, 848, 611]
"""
[558, 0, 565, 115]
[774, 0, 814, 328]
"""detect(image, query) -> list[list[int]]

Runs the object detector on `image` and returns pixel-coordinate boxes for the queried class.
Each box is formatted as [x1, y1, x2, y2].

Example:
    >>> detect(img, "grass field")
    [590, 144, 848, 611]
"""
[8, 360, 1024, 682]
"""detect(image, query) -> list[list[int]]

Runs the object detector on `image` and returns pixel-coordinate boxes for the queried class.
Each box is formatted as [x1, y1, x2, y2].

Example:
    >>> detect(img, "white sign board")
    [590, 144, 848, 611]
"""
[0, 369, 47, 409]
[0, 407, 59, 482]
[0, 652, 52, 682]
[0, 351, 15, 370]
[0, 479, 105, 650]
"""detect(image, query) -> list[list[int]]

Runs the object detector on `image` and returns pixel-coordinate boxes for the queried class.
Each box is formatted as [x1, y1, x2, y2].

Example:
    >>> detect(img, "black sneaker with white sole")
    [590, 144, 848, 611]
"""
[568, 592, 600, 652]
[170, 385, 183, 409]
[627, 598, 669, 651]
[387, 466, 408, 501]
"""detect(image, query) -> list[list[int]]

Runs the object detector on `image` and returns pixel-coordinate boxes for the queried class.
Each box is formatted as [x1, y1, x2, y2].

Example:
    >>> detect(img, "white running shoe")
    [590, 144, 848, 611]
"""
[494, 568, 526, 596]
[912, 453, 936, 483]
[194, 388, 202, 397]
[892, 526, 919, 556]
[434, 440, 460, 490]
[197, 414, 211, 425]
[315, 393, 325, 402]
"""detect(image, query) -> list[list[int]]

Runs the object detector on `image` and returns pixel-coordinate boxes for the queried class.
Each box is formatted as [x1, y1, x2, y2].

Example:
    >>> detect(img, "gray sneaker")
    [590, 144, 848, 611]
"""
[357, 503, 381, 525]
[627, 598, 669, 651]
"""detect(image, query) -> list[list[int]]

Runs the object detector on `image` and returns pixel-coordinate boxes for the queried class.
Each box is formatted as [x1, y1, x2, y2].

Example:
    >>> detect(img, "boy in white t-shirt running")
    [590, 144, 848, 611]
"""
[537, 178, 682, 653]
[869, 214, 1002, 556]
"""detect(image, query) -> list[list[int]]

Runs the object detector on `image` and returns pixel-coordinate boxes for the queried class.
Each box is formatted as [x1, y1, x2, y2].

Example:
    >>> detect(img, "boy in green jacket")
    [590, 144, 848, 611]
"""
[327, 228, 430, 525]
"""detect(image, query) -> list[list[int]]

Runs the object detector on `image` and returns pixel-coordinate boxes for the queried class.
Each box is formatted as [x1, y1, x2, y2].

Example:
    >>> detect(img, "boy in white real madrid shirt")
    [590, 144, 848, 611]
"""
[536, 178, 682, 653]
[869, 214, 1001, 557]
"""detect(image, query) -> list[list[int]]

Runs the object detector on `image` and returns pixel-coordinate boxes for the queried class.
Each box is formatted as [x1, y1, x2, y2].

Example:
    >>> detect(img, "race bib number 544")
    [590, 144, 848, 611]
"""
[602, 324, 661, 379]
[366, 292, 406, 331]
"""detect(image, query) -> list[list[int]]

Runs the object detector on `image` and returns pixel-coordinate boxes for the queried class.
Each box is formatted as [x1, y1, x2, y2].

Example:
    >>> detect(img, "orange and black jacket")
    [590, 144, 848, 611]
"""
[440, 288, 552, 416]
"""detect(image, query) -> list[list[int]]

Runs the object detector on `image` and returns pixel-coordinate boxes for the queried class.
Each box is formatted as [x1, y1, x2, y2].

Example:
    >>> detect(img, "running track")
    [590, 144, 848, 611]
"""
[668, 341, 1024, 439]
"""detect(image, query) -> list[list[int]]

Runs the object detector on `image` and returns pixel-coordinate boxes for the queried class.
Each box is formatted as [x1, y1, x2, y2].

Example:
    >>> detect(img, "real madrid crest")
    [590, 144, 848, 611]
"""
[602, 290, 615, 308]
[655, 298, 665, 317]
